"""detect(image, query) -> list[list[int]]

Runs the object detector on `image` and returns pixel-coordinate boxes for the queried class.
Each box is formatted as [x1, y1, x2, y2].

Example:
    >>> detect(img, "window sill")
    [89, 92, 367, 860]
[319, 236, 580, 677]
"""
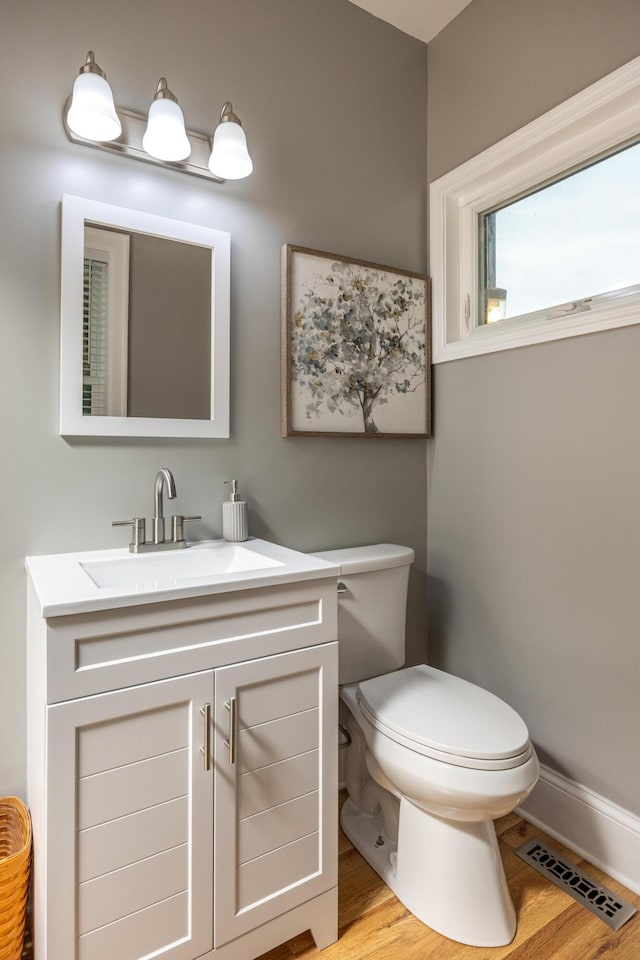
[434, 295, 640, 362]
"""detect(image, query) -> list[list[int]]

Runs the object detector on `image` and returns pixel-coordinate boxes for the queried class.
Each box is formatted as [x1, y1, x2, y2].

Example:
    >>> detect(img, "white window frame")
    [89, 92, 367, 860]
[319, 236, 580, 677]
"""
[430, 54, 640, 363]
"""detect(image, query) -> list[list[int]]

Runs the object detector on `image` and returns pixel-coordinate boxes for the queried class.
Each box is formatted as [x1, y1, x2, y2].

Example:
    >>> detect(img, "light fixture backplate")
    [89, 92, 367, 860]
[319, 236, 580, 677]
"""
[63, 97, 224, 183]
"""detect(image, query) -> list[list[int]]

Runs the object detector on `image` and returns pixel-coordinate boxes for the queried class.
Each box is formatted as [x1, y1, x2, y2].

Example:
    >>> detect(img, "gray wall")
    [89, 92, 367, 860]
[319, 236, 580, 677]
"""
[427, 0, 640, 814]
[0, 0, 428, 797]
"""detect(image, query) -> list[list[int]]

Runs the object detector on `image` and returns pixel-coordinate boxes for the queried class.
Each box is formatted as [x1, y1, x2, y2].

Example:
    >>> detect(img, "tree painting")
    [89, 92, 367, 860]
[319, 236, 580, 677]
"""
[289, 254, 427, 435]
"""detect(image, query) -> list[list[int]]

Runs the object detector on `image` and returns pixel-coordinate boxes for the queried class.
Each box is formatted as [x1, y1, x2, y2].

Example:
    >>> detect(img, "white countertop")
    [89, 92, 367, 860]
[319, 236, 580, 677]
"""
[25, 538, 339, 618]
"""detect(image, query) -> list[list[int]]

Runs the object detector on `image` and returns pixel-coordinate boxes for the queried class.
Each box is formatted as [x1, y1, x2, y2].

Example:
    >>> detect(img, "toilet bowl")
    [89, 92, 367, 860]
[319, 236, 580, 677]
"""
[341, 669, 539, 946]
[313, 544, 539, 948]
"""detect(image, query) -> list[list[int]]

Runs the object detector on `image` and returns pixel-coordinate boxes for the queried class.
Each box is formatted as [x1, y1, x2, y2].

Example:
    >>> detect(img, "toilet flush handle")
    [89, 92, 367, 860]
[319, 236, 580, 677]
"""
[337, 582, 348, 595]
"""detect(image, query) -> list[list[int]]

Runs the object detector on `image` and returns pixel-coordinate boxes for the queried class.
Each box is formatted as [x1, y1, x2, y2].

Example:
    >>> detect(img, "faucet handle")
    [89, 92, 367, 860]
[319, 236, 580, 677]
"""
[112, 517, 146, 549]
[171, 515, 201, 543]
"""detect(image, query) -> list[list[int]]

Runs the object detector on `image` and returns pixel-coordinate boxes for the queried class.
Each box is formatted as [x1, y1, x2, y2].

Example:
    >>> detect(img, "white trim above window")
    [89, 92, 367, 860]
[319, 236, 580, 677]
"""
[430, 55, 640, 363]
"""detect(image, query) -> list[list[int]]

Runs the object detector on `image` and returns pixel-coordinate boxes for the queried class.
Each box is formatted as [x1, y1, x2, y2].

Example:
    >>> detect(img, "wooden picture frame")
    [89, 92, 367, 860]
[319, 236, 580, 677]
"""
[281, 244, 431, 438]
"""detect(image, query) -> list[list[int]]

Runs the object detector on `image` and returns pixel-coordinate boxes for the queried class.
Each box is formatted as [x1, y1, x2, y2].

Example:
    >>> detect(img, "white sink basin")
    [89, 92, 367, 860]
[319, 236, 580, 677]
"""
[25, 538, 339, 617]
[81, 541, 284, 589]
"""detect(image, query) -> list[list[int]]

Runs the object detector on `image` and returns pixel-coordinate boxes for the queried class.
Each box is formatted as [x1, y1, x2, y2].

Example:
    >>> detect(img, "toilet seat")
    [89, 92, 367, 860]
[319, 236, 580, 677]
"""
[357, 665, 533, 771]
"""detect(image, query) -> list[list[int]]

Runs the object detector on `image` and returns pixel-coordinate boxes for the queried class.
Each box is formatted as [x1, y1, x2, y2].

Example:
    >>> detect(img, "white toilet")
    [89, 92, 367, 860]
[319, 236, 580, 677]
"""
[313, 543, 539, 948]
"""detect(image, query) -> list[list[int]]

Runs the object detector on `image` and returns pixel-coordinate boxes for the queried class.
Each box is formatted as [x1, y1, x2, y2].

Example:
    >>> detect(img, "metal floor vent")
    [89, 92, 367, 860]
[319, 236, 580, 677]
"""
[515, 837, 637, 931]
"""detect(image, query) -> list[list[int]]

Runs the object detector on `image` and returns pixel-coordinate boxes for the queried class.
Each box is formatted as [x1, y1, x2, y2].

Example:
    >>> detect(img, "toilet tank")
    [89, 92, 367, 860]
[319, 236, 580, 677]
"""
[312, 544, 414, 684]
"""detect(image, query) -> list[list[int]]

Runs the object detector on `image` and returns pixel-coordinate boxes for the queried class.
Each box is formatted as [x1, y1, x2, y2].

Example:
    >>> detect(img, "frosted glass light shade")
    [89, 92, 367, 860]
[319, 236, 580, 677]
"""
[142, 98, 191, 162]
[208, 121, 253, 180]
[485, 288, 507, 324]
[66, 71, 121, 142]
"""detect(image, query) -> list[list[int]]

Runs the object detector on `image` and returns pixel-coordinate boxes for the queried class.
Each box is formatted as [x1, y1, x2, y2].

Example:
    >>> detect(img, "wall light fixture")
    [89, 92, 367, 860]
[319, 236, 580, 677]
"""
[142, 78, 191, 162]
[485, 287, 507, 324]
[63, 52, 253, 183]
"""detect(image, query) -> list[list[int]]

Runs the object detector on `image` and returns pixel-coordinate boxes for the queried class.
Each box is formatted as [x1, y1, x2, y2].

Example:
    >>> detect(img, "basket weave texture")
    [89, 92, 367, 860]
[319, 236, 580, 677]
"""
[0, 798, 32, 960]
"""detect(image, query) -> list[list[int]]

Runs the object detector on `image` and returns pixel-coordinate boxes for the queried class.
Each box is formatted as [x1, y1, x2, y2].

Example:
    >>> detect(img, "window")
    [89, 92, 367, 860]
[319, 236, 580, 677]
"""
[480, 140, 640, 325]
[430, 55, 640, 362]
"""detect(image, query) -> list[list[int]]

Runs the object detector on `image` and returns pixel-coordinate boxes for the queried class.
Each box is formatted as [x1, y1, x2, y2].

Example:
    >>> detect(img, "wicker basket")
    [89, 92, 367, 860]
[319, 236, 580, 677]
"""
[0, 798, 32, 960]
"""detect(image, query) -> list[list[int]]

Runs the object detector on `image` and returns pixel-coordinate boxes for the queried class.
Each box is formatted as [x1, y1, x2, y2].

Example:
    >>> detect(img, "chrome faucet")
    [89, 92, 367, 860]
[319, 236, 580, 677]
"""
[113, 467, 201, 553]
[153, 467, 177, 544]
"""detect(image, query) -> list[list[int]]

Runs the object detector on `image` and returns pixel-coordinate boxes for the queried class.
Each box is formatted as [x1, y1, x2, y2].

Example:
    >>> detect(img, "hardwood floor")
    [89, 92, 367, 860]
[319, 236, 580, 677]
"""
[258, 804, 640, 960]
[19, 803, 639, 960]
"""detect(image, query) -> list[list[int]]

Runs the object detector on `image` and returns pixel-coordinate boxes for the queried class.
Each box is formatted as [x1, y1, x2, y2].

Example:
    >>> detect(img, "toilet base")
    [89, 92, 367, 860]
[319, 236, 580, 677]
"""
[394, 796, 516, 946]
[340, 796, 398, 888]
[341, 794, 516, 947]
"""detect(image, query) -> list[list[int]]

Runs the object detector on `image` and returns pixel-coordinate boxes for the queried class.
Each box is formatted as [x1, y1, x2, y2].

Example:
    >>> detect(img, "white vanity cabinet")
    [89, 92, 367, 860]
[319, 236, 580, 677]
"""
[47, 671, 215, 960]
[27, 571, 339, 960]
[213, 646, 336, 948]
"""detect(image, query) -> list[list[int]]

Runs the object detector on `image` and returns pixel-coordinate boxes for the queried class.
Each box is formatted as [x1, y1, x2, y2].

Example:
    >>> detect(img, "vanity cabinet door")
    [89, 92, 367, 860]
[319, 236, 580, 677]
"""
[213, 642, 338, 947]
[45, 672, 214, 960]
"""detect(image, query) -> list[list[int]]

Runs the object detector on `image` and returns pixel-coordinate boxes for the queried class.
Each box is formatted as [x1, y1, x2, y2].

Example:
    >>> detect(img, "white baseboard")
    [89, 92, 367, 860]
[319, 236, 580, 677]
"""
[518, 764, 640, 896]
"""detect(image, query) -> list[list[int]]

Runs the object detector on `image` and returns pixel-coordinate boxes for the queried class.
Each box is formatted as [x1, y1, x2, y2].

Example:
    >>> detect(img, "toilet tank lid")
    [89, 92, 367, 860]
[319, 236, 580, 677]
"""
[311, 543, 414, 575]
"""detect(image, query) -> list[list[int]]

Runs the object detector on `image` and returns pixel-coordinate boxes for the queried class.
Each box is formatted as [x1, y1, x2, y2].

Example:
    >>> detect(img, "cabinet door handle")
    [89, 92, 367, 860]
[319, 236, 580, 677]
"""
[224, 697, 237, 765]
[200, 703, 211, 771]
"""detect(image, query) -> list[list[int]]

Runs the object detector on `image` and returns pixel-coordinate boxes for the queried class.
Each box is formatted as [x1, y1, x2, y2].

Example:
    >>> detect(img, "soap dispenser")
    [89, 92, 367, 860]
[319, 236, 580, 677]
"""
[222, 480, 248, 542]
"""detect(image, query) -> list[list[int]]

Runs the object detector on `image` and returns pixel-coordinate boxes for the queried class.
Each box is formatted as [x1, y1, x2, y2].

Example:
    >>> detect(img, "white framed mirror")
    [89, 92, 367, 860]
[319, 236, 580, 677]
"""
[60, 194, 231, 438]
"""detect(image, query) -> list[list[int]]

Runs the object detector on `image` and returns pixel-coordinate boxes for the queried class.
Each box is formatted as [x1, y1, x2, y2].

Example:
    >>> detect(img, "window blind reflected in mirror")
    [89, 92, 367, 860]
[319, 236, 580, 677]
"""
[82, 255, 109, 416]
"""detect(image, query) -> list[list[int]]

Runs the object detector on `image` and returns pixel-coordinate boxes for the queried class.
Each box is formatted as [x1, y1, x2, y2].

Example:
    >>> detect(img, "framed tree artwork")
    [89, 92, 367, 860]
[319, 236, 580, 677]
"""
[281, 245, 431, 438]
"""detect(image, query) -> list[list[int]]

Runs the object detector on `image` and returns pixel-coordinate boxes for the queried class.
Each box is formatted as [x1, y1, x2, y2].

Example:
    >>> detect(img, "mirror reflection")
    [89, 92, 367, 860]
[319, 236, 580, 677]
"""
[83, 225, 211, 420]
